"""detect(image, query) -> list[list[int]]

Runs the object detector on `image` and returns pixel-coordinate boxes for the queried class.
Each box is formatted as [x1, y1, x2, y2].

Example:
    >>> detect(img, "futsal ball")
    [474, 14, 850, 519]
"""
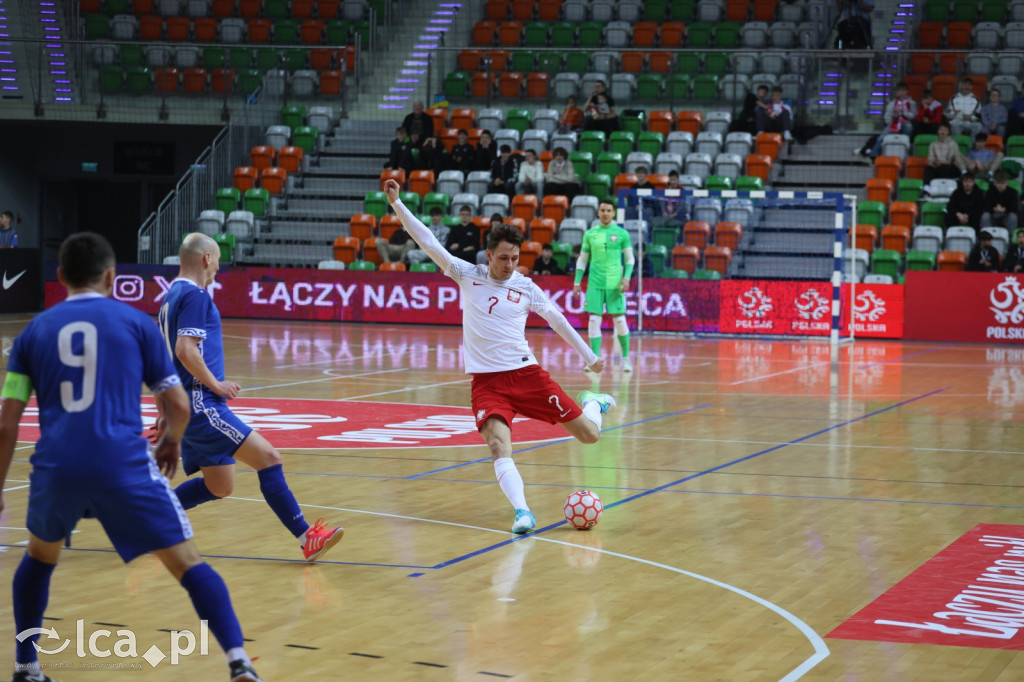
[563, 490, 603, 529]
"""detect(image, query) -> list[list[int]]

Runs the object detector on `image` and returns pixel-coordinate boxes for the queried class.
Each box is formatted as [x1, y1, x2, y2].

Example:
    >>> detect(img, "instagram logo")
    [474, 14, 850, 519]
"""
[113, 275, 145, 302]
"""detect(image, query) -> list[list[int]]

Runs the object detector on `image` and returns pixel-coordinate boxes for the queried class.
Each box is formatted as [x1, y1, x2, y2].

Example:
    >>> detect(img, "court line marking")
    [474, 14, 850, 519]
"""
[274, 346, 438, 370]
[403, 404, 713, 480]
[728, 361, 833, 385]
[857, 343, 955, 369]
[240, 367, 409, 392]
[251, 498, 826, 682]
[340, 378, 472, 401]
[2, 485, 28, 493]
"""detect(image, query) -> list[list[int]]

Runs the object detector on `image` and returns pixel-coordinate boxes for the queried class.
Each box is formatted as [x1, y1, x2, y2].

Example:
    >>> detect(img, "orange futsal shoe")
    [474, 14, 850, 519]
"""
[302, 518, 344, 563]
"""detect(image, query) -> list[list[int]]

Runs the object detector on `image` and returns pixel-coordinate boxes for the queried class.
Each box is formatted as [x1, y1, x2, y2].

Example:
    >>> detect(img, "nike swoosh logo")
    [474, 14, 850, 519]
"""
[472, 282, 484, 286]
[2, 270, 26, 289]
[559, 409, 571, 418]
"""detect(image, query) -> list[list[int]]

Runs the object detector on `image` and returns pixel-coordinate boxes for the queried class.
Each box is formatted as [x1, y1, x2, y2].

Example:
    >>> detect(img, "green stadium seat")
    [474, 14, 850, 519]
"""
[537, 50, 565, 72]
[398, 191, 421, 213]
[953, 134, 971, 155]
[326, 20, 351, 44]
[281, 105, 306, 130]
[676, 53, 700, 73]
[101, 65, 124, 92]
[352, 20, 371, 46]
[550, 242, 573, 270]
[596, 152, 623, 177]
[671, 0, 695, 20]
[579, 21, 603, 46]
[897, 178, 924, 203]
[736, 175, 764, 191]
[126, 67, 151, 92]
[951, 0, 977, 20]
[364, 191, 389, 218]
[637, 73, 664, 99]
[645, 0, 670, 20]
[693, 74, 719, 99]
[256, 47, 280, 71]
[565, 50, 591, 72]
[507, 108, 533, 134]
[580, 131, 606, 156]
[85, 14, 109, 39]
[914, 134, 937, 158]
[213, 233, 237, 263]
[906, 249, 936, 271]
[265, 0, 288, 19]
[423, 192, 451, 215]
[216, 187, 241, 214]
[669, 73, 691, 99]
[119, 44, 143, 68]
[858, 200, 886, 229]
[292, 126, 318, 153]
[283, 48, 306, 71]
[922, 0, 948, 20]
[445, 71, 469, 98]
[693, 269, 721, 280]
[243, 188, 270, 217]
[443, 216, 462, 227]
[704, 52, 730, 74]
[652, 225, 680, 250]
[348, 260, 376, 271]
[551, 22, 577, 47]
[982, 0, 1008, 20]
[523, 22, 549, 46]
[512, 50, 537, 72]
[619, 111, 644, 138]
[871, 249, 902, 277]
[609, 131, 636, 157]
[920, 201, 946, 227]
[688, 22, 713, 46]
[662, 268, 691, 278]
[410, 262, 439, 272]
[648, 244, 669, 274]
[1008, 135, 1024, 158]
[570, 151, 594, 177]
[203, 47, 226, 69]
[714, 22, 741, 46]
[705, 175, 734, 190]
[230, 47, 253, 69]
[238, 69, 263, 94]
[638, 131, 665, 156]
[273, 19, 299, 44]
[586, 173, 612, 198]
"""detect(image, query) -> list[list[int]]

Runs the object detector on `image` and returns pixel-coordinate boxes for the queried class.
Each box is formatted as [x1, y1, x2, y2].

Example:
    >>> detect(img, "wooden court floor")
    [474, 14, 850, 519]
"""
[2, 316, 1024, 681]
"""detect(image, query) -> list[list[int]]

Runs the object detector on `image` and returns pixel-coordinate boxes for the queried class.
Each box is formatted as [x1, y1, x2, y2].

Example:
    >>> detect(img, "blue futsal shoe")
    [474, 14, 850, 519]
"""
[576, 390, 617, 414]
[512, 508, 536, 534]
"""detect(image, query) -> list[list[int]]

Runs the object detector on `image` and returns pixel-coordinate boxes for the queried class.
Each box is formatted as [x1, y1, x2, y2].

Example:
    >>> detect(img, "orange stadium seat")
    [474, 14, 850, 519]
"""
[969, 75, 988, 100]
[909, 53, 934, 75]
[467, 128, 483, 146]
[987, 135, 1004, 154]
[889, 201, 918, 229]
[499, 71, 524, 97]
[233, 166, 259, 191]
[946, 21, 971, 48]
[349, 214, 377, 241]
[485, 50, 511, 71]
[745, 154, 772, 181]
[292, 0, 314, 18]
[615, 173, 638, 192]
[902, 74, 927, 101]
[684, 221, 711, 248]
[633, 22, 658, 47]
[917, 21, 942, 48]
[426, 107, 449, 131]
[194, 17, 217, 41]
[260, 167, 288, 194]
[362, 237, 382, 265]
[526, 72, 549, 98]
[650, 53, 673, 73]
[459, 50, 483, 71]
[278, 146, 303, 173]
[938, 52, 963, 74]
[317, 0, 339, 19]
[931, 74, 957, 102]
[529, 218, 556, 244]
[513, 194, 539, 221]
[519, 240, 542, 269]
[474, 20, 498, 46]
[212, 0, 234, 17]
[239, 0, 260, 18]
[486, 0, 510, 20]
[538, 0, 562, 20]
[472, 72, 496, 98]
[905, 156, 927, 180]
[380, 215, 403, 241]
[727, 0, 750, 20]
[251, 145, 276, 170]
[498, 20, 524, 45]
[660, 21, 685, 47]
[676, 111, 703, 136]
[854, 224, 878, 253]
[440, 128, 460, 152]
[755, 132, 783, 160]
[874, 155, 902, 184]
[380, 262, 407, 272]
[451, 107, 476, 130]
[622, 52, 646, 73]
[473, 216, 491, 243]
[409, 170, 436, 197]
[881, 224, 911, 254]
[542, 195, 569, 223]
[714, 222, 743, 250]
[333, 236, 360, 263]
[703, 245, 732, 275]
[183, 67, 207, 93]
[648, 173, 669, 189]
[511, 0, 536, 20]
[672, 244, 700, 273]
[140, 15, 163, 40]
[211, 68, 234, 93]
[753, 0, 777, 20]
[320, 70, 343, 95]
[247, 18, 272, 42]
[133, 0, 154, 13]
[380, 169, 406, 190]
[649, 110, 674, 136]
[866, 178, 893, 206]
[300, 19, 325, 44]
[507, 217, 527, 235]
[310, 48, 333, 70]
[166, 17, 190, 41]
[937, 250, 966, 271]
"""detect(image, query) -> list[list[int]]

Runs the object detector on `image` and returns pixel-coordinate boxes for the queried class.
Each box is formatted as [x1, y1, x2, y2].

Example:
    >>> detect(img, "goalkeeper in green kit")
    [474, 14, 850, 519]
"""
[573, 199, 636, 372]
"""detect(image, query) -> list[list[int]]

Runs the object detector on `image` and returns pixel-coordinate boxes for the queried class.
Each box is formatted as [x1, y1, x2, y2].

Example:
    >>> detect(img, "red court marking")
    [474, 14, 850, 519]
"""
[15, 397, 567, 450]
[828, 524, 1024, 650]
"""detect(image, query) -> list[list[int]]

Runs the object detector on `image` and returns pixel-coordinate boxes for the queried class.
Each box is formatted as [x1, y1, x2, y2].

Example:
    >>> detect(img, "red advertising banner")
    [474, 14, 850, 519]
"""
[843, 282, 905, 339]
[829, 524, 1024, 650]
[906, 271, 1024, 343]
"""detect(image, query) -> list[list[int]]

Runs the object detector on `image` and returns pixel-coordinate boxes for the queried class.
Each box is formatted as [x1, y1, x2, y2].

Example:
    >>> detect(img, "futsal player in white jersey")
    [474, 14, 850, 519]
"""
[384, 179, 616, 534]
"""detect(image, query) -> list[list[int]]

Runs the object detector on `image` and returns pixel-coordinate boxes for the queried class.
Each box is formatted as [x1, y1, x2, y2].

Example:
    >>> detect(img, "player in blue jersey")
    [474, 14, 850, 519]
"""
[158, 233, 342, 562]
[0, 233, 263, 682]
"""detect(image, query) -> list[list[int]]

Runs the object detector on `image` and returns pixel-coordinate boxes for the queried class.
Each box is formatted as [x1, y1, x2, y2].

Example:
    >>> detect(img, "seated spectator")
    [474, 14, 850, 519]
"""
[661, 171, 686, 223]
[409, 207, 449, 264]
[375, 222, 415, 265]
[629, 165, 659, 219]
[415, 135, 447, 174]
[474, 129, 497, 172]
[967, 230, 1002, 271]
[488, 144, 521, 198]
[865, 82, 916, 160]
[446, 204, 481, 263]
[756, 86, 793, 141]
[531, 243, 565, 276]
[449, 128, 476, 174]
[516, 148, 545, 197]
[981, 89, 1008, 140]
[584, 93, 620, 134]
[384, 126, 410, 170]
[565, 243, 582, 276]
[1009, 88, 1024, 138]
[982, 170, 1020, 231]
[544, 146, 580, 199]
[945, 173, 985, 230]
[559, 95, 584, 133]
[401, 100, 433, 147]
[965, 132, 1003, 179]
[477, 213, 504, 265]
[730, 85, 769, 134]
[913, 88, 943, 140]
[635, 165, 655, 190]
[947, 77, 983, 139]
[1003, 228, 1024, 273]
[924, 124, 966, 185]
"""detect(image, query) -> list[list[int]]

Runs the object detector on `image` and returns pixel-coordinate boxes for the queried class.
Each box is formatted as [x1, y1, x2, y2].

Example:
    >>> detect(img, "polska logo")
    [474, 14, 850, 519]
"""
[854, 289, 888, 322]
[737, 287, 773, 319]
[794, 288, 830, 321]
[989, 276, 1024, 324]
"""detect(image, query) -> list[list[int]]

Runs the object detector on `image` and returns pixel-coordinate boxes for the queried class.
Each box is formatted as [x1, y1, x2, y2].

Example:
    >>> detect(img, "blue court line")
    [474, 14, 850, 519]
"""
[665, 488, 1024, 510]
[424, 387, 948, 572]
[857, 344, 954, 369]
[403, 404, 713, 480]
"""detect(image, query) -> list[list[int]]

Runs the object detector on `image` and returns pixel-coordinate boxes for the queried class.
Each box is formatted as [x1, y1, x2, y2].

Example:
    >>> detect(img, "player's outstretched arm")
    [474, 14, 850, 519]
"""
[152, 384, 188, 478]
[175, 335, 241, 399]
[531, 289, 603, 373]
[383, 178, 455, 272]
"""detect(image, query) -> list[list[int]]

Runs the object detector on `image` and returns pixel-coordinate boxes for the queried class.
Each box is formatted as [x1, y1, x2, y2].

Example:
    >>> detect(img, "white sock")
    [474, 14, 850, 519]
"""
[494, 457, 528, 510]
[226, 648, 249, 666]
[582, 400, 603, 430]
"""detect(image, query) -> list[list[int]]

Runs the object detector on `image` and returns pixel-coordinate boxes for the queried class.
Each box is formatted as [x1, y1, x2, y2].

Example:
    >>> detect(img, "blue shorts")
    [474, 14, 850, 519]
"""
[27, 460, 193, 563]
[182, 398, 252, 476]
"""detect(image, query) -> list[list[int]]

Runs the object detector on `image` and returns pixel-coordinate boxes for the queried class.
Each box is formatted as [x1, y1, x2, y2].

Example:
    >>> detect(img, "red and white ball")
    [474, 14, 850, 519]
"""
[563, 490, 603, 529]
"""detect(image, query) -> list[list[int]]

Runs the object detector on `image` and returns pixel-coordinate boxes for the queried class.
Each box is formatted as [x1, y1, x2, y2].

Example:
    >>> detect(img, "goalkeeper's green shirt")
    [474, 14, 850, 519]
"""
[576, 223, 633, 289]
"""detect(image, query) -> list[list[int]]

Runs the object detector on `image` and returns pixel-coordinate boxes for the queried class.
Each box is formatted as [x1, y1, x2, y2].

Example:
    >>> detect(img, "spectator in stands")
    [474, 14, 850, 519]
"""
[445, 204, 481, 263]
[965, 132, 1004, 179]
[1003, 229, 1024, 273]
[544, 147, 580, 200]
[661, 171, 685, 223]
[450, 128, 476, 174]
[865, 82, 916, 160]
[967, 230, 1001, 272]
[384, 126, 410, 170]
[756, 86, 793, 142]
[947, 78, 984, 139]
[559, 95, 584, 133]
[634, 166, 655, 190]
[731, 85, 769, 134]
[516, 148, 545, 197]
[415, 135, 447, 174]
[913, 89, 943, 140]
[531, 243, 565, 276]
[488, 144, 521, 199]
[945, 173, 985, 230]
[375, 221, 415, 265]
[408, 207, 448, 265]
[1009, 88, 1024, 138]
[401, 100, 433, 147]
[475, 129, 498, 172]
[583, 81, 620, 134]
[982, 170, 1019, 232]
[630, 166, 659, 219]
[0, 211, 17, 248]
[477, 213, 505, 265]
[566, 244, 582, 276]
[583, 80, 615, 118]
[982, 89, 1008, 140]
[924, 124, 966, 185]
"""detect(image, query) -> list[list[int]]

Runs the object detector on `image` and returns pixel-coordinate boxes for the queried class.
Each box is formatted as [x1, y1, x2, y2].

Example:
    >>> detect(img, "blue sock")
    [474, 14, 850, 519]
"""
[174, 477, 221, 510]
[180, 563, 244, 652]
[13, 554, 56, 666]
[258, 464, 308, 538]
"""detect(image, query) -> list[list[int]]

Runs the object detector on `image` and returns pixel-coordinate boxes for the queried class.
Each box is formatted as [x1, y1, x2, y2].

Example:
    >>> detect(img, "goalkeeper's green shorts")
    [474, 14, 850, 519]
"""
[584, 286, 625, 315]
